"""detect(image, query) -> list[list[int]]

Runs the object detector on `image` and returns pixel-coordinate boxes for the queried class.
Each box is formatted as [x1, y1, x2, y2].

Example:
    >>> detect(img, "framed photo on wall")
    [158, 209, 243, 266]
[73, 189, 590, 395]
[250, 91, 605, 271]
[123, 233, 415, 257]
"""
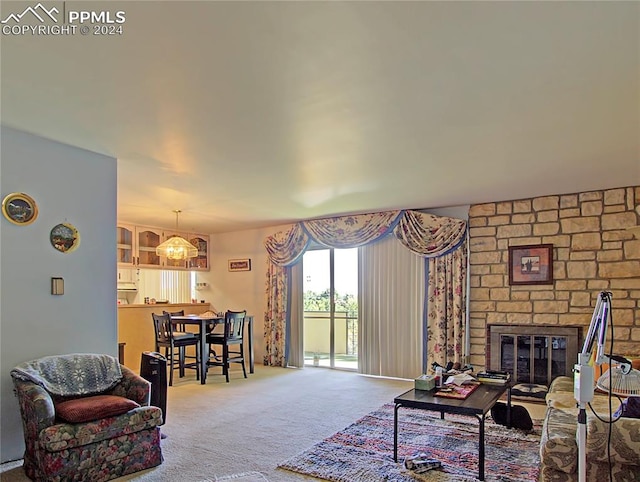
[228, 258, 251, 272]
[508, 244, 553, 285]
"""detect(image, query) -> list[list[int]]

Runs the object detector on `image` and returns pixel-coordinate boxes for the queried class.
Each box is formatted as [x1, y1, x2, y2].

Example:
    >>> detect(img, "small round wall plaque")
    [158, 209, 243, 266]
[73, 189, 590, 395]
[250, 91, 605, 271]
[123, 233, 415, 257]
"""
[50, 223, 80, 253]
[1, 192, 38, 225]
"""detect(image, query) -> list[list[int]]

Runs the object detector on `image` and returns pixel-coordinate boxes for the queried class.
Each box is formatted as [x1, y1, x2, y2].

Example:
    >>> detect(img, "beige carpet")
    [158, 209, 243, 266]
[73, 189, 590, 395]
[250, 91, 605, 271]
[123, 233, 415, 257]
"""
[0, 366, 545, 482]
[1, 365, 414, 481]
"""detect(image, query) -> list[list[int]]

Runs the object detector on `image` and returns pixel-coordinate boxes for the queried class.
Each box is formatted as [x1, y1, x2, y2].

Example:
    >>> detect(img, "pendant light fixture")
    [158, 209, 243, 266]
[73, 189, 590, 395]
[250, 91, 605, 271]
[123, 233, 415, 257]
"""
[155, 210, 198, 260]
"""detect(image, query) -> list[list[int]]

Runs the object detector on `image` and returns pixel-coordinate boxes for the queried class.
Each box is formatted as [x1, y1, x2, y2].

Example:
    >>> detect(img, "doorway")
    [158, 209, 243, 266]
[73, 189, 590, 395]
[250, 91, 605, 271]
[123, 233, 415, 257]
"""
[303, 248, 358, 370]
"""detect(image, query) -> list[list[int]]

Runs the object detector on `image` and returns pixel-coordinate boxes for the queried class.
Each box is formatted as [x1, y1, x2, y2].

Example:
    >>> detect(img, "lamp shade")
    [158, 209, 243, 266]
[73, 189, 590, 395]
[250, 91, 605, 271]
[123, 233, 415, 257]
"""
[156, 235, 198, 260]
[156, 209, 198, 260]
[597, 367, 640, 397]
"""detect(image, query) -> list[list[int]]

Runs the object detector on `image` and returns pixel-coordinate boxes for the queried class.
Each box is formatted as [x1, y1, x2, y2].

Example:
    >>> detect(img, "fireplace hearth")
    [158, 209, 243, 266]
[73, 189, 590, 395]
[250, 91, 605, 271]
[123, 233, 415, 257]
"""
[488, 325, 582, 387]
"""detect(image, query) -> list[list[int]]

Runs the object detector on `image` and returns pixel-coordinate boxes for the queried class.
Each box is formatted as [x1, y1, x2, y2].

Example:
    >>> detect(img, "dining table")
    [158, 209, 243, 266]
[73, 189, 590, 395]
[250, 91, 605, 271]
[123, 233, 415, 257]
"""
[170, 313, 254, 384]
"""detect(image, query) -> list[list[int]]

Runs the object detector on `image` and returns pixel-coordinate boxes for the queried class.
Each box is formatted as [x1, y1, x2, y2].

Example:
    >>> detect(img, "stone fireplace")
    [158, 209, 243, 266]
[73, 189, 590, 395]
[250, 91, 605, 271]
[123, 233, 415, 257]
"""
[488, 324, 582, 386]
[467, 187, 640, 376]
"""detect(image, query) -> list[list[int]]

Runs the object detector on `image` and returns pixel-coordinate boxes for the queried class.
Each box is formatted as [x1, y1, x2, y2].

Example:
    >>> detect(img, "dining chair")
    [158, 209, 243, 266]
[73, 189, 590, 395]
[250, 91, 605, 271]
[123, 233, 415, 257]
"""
[152, 312, 200, 386]
[164, 309, 185, 330]
[205, 310, 247, 383]
[162, 309, 199, 374]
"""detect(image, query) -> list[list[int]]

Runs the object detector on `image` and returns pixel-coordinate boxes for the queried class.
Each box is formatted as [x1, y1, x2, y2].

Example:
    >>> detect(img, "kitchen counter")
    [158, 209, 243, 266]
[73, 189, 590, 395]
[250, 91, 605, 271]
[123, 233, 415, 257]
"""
[118, 302, 211, 309]
[118, 303, 211, 371]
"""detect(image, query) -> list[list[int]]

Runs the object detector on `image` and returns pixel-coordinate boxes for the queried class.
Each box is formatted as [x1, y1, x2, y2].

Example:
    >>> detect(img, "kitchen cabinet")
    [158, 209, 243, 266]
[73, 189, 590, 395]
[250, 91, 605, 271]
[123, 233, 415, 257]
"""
[117, 223, 162, 268]
[117, 267, 137, 283]
[136, 226, 163, 268]
[117, 222, 209, 271]
[187, 235, 209, 270]
[116, 224, 135, 266]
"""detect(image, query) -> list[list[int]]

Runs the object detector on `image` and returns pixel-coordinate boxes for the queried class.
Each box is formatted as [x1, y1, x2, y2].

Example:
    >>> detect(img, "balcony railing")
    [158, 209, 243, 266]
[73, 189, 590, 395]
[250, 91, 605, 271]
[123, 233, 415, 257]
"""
[303, 311, 358, 369]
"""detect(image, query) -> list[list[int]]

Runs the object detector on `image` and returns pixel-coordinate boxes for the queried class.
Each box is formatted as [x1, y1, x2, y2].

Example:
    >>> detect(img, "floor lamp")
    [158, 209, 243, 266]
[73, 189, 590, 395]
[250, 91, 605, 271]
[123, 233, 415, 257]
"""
[573, 291, 611, 482]
[573, 291, 640, 482]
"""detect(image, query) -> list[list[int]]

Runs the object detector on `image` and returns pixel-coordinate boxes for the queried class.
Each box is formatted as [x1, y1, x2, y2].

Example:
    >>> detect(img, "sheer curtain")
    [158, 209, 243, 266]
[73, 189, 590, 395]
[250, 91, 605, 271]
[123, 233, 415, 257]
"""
[160, 270, 191, 303]
[137, 269, 191, 303]
[359, 235, 425, 378]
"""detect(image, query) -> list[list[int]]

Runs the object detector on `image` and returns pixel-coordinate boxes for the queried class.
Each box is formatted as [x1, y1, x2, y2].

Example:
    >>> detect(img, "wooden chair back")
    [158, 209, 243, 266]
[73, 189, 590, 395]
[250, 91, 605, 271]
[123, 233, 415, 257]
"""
[224, 310, 247, 341]
[164, 310, 185, 331]
[152, 312, 172, 344]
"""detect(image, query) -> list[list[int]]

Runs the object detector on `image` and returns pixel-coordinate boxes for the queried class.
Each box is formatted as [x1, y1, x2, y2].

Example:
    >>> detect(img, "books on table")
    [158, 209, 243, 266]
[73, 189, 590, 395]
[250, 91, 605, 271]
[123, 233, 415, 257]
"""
[477, 370, 511, 385]
[433, 381, 480, 399]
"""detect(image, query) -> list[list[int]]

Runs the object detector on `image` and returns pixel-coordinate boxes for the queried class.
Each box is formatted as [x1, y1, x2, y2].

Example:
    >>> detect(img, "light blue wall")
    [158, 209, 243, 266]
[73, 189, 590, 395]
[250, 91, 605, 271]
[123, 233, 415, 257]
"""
[0, 126, 117, 462]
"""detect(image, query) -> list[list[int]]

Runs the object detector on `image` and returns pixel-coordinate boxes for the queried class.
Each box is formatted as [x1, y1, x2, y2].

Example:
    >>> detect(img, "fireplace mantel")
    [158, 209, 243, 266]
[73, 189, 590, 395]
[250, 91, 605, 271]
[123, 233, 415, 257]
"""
[488, 324, 582, 386]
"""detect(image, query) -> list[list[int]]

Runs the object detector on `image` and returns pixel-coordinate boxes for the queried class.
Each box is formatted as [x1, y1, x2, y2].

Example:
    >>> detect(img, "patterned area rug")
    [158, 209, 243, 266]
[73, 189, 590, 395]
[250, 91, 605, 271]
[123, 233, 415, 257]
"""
[279, 403, 541, 482]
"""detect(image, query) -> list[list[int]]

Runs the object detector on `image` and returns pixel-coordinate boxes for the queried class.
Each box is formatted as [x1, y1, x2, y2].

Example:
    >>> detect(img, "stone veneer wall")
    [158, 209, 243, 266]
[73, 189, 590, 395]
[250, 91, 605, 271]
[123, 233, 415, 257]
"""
[468, 185, 640, 370]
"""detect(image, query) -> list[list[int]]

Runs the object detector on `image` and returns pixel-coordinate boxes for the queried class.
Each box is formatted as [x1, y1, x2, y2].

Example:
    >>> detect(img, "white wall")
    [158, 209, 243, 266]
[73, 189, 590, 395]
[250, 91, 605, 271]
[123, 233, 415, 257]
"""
[0, 126, 117, 462]
[197, 224, 290, 361]
[422, 205, 469, 220]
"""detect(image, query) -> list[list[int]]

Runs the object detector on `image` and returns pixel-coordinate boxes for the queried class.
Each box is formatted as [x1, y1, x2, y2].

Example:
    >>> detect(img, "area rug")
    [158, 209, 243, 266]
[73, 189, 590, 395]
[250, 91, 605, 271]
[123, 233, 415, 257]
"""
[279, 403, 542, 482]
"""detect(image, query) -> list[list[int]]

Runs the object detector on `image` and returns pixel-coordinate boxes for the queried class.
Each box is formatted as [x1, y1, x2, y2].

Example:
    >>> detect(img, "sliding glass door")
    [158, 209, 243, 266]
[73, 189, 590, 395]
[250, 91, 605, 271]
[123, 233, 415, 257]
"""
[303, 248, 358, 370]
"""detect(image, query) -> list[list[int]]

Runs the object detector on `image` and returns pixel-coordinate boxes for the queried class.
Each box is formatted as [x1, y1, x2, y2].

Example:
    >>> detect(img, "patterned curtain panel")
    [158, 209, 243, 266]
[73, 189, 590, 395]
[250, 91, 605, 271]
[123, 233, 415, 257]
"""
[302, 211, 402, 248]
[263, 209, 468, 369]
[426, 239, 468, 369]
[264, 261, 289, 367]
[264, 223, 309, 267]
[394, 210, 466, 256]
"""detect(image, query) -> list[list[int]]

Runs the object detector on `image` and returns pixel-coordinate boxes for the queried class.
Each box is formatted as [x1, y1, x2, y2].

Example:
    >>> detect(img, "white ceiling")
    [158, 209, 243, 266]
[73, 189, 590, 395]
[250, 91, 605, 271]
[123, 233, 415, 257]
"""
[2, 0, 639, 234]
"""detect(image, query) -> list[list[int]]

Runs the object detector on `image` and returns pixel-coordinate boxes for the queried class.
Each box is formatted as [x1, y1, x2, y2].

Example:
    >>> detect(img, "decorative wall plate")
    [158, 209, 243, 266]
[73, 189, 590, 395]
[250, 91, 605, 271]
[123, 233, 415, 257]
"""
[1, 192, 38, 225]
[50, 223, 80, 253]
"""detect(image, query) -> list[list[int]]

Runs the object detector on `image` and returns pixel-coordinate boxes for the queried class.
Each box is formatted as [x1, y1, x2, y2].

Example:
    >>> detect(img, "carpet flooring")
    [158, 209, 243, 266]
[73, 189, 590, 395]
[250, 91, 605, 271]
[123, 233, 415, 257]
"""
[211, 472, 270, 481]
[1, 366, 414, 481]
[279, 403, 542, 482]
[1, 366, 544, 482]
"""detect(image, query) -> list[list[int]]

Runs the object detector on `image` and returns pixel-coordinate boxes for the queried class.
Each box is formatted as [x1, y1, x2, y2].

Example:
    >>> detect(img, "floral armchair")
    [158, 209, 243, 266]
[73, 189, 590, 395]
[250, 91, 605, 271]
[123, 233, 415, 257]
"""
[11, 353, 163, 481]
[540, 376, 640, 481]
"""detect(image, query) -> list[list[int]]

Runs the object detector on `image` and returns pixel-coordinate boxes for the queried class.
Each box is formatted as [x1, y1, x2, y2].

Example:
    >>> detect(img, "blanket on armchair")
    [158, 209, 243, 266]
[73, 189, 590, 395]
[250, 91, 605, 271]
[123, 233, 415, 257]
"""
[10, 353, 122, 396]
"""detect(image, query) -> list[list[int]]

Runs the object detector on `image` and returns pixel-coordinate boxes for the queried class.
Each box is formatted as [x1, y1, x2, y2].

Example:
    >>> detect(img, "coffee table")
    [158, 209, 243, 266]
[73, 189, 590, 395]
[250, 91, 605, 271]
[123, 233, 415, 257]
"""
[393, 382, 511, 481]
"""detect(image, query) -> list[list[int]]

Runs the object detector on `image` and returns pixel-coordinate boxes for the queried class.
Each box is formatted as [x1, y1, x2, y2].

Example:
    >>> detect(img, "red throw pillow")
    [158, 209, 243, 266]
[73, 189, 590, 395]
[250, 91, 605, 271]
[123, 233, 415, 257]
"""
[56, 395, 139, 423]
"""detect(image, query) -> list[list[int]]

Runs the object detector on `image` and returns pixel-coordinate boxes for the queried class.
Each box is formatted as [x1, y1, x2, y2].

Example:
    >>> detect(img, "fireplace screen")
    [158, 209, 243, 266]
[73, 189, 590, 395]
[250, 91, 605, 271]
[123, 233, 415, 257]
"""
[490, 325, 581, 386]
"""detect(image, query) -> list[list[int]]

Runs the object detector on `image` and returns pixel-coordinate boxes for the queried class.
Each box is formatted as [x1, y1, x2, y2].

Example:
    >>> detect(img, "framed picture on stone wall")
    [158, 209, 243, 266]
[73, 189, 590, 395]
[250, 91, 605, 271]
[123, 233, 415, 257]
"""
[508, 244, 554, 285]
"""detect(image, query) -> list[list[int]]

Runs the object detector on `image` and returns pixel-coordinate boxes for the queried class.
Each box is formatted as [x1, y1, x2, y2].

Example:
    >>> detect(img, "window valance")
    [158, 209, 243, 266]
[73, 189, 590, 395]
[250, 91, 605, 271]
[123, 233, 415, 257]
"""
[263, 208, 468, 372]
[394, 210, 466, 257]
[264, 209, 466, 266]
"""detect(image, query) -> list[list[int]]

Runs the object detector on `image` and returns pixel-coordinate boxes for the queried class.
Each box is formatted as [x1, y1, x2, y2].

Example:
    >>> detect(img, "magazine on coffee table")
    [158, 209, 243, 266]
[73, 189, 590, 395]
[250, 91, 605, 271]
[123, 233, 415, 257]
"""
[433, 381, 481, 399]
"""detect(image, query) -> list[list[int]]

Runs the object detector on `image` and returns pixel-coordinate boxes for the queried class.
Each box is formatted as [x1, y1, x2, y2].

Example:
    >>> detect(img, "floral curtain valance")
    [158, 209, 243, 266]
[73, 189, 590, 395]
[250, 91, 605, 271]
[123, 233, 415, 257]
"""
[265, 209, 466, 266]
[263, 208, 468, 370]
[302, 211, 402, 249]
[394, 210, 467, 257]
[264, 223, 309, 267]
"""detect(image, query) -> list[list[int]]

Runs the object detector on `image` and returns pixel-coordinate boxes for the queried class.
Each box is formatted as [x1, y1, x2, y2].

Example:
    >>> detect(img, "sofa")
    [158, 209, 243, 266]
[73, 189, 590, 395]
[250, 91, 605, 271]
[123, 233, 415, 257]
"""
[539, 376, 640, 482]
[11, 353, 163, 481]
